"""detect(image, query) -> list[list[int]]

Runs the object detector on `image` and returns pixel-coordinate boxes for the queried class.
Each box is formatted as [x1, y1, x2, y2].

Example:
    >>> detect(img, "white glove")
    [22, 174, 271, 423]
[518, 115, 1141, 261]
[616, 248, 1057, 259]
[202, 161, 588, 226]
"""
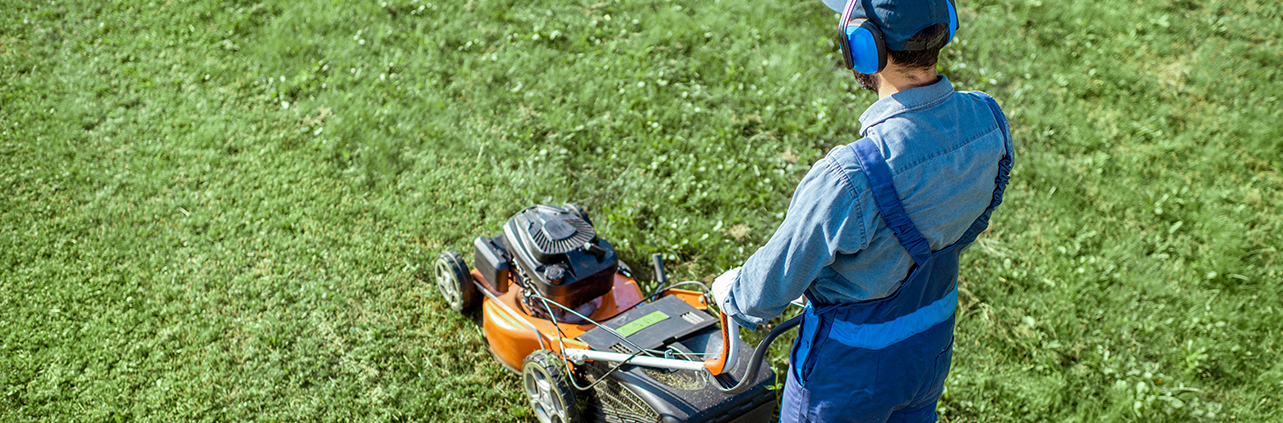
[712, 267, 740, 310]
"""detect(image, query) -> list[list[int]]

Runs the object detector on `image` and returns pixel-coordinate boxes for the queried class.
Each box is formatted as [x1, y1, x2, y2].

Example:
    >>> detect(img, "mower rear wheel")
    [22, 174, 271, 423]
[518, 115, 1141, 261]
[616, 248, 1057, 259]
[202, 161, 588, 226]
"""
[522, 350, 581, 423]
[433, 251, 478, 313]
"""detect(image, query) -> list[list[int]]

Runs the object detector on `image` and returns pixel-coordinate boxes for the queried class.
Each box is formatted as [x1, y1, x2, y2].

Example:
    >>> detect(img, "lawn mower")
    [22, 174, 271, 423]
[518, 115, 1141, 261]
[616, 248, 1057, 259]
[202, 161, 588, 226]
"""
[432, 203, 801, 423]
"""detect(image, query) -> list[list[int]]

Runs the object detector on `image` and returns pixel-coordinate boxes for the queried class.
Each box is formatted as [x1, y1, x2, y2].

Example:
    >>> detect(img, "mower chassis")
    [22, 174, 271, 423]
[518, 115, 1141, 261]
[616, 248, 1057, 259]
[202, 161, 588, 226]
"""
[472, 269, 678, 372]
[465, 267, 774, 423]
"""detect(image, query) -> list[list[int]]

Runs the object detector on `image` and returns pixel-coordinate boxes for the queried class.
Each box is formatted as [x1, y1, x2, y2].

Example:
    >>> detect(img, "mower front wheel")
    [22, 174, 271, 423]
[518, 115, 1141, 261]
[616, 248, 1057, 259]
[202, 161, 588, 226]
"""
[433, 250, 478, 313]
[522, 350, 581, 423]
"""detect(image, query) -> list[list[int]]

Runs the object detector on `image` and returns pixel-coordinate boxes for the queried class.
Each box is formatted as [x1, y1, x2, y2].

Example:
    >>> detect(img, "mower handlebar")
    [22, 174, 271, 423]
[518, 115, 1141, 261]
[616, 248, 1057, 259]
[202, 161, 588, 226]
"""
[702, 310, 738, 376]
[560, 295, 804, 396]
[709, 313, 803, 395]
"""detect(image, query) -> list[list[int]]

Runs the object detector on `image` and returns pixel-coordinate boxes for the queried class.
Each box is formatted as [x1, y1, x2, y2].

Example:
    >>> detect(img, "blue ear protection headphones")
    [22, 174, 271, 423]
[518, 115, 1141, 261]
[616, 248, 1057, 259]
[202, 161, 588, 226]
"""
[838, 0, 959, 74]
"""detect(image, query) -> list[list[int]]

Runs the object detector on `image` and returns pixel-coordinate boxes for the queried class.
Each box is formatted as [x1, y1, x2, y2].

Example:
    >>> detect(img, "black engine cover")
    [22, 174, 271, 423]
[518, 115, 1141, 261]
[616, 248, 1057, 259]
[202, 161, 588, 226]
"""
[501, 204, 618, 309]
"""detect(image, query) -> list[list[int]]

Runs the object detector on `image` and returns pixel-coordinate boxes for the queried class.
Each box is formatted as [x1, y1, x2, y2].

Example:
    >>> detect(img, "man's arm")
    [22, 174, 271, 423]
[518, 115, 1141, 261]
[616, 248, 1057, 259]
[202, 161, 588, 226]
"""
[720, 155, 869, 329]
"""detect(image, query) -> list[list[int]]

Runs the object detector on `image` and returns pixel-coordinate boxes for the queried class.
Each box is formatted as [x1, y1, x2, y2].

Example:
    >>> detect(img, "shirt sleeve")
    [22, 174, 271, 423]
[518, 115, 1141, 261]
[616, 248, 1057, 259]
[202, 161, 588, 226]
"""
[721, 155, 868, 330]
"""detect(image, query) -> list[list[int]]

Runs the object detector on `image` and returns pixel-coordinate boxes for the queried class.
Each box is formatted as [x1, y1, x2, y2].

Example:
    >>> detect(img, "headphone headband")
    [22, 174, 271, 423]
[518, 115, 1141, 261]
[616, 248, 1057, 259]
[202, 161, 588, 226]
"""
[837, 0, 866, 71]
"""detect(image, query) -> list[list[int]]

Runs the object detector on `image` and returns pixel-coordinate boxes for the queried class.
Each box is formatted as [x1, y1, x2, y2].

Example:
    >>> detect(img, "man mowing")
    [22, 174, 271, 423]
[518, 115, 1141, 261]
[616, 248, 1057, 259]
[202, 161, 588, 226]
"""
[712, 0, 1014, 421]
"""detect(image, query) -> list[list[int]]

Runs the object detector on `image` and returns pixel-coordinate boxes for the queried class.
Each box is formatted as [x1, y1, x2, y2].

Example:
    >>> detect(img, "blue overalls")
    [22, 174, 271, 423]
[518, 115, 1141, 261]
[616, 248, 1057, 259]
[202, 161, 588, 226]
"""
[780, 101, 1012, 422]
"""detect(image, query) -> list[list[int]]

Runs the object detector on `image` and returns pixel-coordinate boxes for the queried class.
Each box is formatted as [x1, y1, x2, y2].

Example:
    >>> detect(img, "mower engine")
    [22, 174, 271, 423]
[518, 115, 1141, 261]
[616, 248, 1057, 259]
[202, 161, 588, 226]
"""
[476, 204, 619, 317]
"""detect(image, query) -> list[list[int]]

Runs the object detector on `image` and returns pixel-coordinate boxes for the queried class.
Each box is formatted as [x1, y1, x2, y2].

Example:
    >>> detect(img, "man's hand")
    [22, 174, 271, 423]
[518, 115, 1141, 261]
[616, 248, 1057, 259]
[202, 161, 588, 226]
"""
[712, 267, 740, 310]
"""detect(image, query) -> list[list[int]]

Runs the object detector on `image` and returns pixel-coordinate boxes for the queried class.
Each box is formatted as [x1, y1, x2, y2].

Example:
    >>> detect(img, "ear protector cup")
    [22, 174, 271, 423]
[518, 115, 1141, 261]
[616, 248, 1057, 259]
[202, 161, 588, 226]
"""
[844, 20, 887, 75]
[838, 0, 960, 74]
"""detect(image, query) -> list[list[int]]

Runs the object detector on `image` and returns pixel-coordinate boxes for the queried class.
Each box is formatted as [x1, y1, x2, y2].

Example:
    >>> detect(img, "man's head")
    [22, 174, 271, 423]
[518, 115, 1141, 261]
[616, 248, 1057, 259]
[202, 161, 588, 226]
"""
[852, 23, 947, 92]
[824, 0, 956, 92]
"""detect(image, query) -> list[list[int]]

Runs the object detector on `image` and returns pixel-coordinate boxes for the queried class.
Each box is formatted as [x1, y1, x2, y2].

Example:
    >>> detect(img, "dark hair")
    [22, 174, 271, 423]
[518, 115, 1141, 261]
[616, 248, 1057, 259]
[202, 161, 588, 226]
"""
[887, 23, 948, 70]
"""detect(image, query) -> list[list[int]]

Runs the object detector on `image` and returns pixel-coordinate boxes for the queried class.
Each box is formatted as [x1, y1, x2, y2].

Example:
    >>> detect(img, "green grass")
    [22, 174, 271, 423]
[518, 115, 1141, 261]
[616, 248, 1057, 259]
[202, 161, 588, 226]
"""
[2, 0, 1281, 421]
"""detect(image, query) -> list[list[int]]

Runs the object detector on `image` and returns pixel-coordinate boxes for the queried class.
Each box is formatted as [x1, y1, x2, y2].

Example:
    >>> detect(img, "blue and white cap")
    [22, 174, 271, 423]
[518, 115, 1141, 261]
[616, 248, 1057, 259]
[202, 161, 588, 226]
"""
[822, 0, 956, 51]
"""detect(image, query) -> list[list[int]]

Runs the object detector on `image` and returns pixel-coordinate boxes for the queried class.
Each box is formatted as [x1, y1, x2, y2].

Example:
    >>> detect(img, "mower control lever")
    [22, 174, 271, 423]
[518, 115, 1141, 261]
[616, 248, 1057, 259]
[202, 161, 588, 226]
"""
[559, 308, 802, 395]
[559, 308, 743, 374]
[651, 254, 668, 285]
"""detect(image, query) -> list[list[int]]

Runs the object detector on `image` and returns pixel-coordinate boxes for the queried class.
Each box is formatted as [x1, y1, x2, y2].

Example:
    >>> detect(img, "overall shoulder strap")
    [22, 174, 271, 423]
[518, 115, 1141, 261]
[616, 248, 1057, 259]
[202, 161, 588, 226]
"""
[848, 138, 932, 265]
[954, 94, 1013, 247]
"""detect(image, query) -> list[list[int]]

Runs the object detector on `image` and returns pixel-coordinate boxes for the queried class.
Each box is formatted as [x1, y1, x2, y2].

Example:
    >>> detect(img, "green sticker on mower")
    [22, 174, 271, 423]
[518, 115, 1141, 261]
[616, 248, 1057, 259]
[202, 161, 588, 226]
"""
[616, 310, 669, 337]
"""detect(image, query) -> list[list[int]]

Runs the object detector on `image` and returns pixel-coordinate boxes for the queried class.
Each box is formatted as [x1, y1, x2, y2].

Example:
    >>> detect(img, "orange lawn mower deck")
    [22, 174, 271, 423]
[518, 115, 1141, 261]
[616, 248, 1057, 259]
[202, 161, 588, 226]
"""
[432, 204, 792, 423]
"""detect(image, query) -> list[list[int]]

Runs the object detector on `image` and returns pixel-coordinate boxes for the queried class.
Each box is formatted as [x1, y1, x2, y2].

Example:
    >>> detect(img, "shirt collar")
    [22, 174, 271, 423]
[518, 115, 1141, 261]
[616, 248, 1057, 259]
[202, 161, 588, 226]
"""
[858, 75, 955, 135]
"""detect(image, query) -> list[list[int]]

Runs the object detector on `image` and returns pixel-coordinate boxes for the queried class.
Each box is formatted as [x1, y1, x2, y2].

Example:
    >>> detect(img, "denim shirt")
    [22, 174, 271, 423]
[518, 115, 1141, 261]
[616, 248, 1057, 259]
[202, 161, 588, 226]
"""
[723, 76, 1013, 330]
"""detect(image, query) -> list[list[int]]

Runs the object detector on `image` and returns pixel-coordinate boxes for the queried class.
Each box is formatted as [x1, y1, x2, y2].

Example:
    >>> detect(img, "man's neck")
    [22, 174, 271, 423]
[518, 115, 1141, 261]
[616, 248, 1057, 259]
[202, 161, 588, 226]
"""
[874, 67, 940, 99]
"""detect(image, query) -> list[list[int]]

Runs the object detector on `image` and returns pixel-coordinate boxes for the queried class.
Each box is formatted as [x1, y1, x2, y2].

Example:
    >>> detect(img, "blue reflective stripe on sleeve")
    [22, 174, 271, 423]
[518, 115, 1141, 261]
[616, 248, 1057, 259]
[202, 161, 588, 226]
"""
[826, 288, 958, 350]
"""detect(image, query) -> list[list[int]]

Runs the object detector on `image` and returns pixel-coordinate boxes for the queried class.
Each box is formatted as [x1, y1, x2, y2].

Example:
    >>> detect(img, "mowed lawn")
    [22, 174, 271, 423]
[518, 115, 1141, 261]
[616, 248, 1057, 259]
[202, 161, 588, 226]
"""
[2, 0, 1281, 421]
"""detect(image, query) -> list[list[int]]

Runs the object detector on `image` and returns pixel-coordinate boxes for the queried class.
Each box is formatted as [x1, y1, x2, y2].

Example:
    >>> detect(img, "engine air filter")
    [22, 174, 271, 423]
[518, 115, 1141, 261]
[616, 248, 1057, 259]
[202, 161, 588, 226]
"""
[508, 204, 597, 262]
